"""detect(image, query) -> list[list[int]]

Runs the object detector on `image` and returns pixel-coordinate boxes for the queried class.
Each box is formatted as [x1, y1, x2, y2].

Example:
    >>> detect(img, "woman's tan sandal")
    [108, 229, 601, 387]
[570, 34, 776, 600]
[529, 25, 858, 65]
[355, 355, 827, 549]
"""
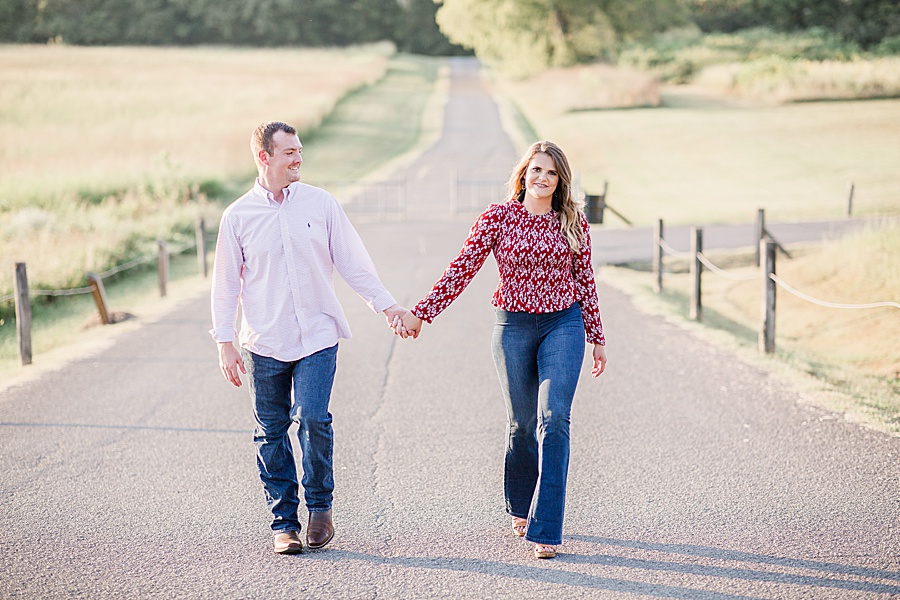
[534, 544, 557, 559]
[512, 517, 527, 537]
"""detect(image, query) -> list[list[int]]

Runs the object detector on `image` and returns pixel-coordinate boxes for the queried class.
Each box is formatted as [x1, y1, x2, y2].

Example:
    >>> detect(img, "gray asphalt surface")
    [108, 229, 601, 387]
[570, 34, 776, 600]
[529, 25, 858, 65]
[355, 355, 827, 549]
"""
[1, 58, 898, 599]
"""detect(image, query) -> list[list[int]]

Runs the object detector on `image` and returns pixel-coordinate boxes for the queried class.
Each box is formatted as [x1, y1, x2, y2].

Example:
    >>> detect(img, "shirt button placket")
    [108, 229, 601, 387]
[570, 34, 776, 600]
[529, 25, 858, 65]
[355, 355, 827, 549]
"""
[279, 206, 308, 344]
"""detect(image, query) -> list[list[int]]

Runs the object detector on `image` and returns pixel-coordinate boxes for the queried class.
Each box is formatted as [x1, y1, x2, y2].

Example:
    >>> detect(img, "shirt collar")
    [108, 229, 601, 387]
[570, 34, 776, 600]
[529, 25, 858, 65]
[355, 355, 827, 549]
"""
[511, 198, 555, 219]
[254, 179, 296, 206]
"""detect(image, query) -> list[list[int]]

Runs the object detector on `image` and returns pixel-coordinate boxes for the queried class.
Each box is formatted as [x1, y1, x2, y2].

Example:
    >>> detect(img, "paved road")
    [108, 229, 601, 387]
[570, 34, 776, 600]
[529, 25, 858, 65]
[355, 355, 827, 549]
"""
[1, 58, 898, 599]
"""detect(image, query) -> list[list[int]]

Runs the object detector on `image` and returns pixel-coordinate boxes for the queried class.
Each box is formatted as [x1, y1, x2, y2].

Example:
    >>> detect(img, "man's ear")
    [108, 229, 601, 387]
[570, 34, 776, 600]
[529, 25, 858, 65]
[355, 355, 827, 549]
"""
[258, 149, 270, 166]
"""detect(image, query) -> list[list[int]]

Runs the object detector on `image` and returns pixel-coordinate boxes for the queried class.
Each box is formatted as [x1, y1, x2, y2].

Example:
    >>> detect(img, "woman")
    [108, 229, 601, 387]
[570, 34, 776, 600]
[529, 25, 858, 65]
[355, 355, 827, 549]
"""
[396, 141, 607, 559]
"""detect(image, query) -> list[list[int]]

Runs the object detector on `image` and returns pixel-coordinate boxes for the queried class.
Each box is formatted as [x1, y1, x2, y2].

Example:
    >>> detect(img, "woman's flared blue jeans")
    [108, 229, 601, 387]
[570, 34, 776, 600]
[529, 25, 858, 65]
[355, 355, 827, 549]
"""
[491, 304, 585, 545]
[241, 344, 337, 533]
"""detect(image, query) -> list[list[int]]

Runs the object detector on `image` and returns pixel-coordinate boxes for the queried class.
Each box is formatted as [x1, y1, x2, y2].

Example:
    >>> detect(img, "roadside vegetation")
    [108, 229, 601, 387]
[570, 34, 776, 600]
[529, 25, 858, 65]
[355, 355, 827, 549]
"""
[0, 42, 394, 295]
[498, 84, 899, 225]
[1, 0, 897, 426]
[618, 26, 900, 103]
[492, 27, 899, 433]
[602, 219, 899, 434]
[0, 46, 443, 381]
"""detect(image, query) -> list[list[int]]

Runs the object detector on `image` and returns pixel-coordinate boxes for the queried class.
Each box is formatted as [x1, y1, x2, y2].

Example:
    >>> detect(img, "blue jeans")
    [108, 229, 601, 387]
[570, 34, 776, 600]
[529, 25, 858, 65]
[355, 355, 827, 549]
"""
[491, 304, 585, 545]
[241, 344, 338, 533]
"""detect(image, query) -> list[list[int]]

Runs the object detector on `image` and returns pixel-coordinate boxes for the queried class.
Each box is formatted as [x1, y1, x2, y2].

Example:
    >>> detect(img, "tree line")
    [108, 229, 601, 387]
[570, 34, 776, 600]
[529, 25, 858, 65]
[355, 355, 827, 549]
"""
[1, 0, 896, 58]
[437, 0, 899, 76]
[0, 0, 462, 54]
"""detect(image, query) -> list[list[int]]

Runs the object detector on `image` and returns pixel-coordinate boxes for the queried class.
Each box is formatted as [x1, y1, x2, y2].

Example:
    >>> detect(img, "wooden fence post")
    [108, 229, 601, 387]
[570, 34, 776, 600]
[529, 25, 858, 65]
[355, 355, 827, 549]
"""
[653, 219, 664, 293]
[759, 239, 777, 354]
[754, 208, 765, 267]
[689, 227, 703, 321]
[846, 181, 854, 217]
[584, 194, 605, 224]
[196, 218, 208, 278]
[86, 272, 111, 325]
[158, 240, 169, 298]
[14, 263, 32, 366]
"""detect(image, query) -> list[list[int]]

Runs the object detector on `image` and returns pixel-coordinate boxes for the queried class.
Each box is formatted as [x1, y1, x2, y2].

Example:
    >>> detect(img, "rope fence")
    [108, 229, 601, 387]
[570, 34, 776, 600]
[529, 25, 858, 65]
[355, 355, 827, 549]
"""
[658, 238, 691, 259]
[652, 212, 898, 354]
[696, 253, 757, 281]
[31, 286, 94, 297]
[769, 274, 900, 310]
[1, 239, 201, 304]
[4, 219, 210, 367]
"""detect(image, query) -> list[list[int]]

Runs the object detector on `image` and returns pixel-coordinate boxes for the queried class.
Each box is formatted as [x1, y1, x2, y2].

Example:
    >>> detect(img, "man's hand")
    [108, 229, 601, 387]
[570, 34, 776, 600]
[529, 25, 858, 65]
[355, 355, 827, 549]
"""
[218, 341, 246, 387]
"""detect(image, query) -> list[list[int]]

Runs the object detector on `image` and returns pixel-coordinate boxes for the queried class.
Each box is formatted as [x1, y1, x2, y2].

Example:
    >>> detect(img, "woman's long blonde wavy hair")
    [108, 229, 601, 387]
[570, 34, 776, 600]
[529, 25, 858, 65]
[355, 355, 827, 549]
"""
[507, 141, 585, 253]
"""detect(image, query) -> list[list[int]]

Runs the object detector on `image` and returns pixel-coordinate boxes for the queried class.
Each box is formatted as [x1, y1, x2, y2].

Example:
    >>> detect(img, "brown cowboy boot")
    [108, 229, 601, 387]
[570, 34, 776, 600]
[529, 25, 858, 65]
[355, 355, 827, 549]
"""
[306, 509, 334, 549]
[273, 530, 303, 554]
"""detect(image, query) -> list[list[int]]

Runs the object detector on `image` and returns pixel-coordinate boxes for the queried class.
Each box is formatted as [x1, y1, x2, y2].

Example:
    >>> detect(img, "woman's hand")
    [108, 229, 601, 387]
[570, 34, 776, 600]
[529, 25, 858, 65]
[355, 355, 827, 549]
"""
[400, 310, 423, 339]
[591, 343, 607, 378]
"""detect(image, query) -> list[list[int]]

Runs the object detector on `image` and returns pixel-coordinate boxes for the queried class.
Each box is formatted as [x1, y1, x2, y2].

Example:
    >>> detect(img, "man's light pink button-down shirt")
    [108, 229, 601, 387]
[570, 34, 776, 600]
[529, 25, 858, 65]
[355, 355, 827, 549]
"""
[210, 181, 396, 362]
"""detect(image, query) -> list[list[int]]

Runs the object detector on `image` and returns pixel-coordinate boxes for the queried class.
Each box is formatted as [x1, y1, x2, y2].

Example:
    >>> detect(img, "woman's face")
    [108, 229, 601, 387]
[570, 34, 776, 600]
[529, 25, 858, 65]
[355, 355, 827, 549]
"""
[523, 152, 558, 203]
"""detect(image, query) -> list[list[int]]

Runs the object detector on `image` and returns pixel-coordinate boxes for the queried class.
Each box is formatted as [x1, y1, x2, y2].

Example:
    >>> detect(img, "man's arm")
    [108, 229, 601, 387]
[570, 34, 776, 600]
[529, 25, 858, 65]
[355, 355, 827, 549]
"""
[327, 199, 397, 313]
[210, 212, 245, 384]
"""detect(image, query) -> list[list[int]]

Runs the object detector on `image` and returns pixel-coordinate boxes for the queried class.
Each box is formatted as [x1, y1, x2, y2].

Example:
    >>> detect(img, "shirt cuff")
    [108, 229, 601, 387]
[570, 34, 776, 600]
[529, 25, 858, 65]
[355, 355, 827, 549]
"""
[587, 333, 605, 345]
[209, 327, 235, 343]
[370, 291, 397, 314]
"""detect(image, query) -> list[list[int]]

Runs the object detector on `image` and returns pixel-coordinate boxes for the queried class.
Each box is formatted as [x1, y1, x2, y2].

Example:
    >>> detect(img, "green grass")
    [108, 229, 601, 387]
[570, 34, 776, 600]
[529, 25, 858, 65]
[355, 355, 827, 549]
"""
[617, 27, 900, 103]
[618, 26, 873, 83]
[301, 54, 444, 185]
[0, 248, 209, 386]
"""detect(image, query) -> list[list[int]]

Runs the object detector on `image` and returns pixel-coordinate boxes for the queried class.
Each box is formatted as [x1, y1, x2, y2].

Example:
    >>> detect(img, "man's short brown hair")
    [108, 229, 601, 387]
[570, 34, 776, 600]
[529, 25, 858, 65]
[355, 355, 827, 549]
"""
[251, 121, 297, 157]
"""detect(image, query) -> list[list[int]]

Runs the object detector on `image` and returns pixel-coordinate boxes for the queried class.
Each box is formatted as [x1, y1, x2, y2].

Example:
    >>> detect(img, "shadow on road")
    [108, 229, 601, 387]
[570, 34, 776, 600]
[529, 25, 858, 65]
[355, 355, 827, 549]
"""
[311, 549, 763, 599]
[0, 421, 249, 435]
[565, 535, 900, 594]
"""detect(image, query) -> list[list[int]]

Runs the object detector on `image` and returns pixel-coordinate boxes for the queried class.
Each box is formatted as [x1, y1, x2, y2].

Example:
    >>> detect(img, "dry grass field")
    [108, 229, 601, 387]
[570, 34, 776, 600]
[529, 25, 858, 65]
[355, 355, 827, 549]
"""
[604, 219, 899, 433]
[696, 56, 900, 103]
[0, 47, 443, 384]
[496, 65, 899, 433]
[0, 43, 394, 293]
[502, 77, 900, 225]
[0, 42, 394, 210]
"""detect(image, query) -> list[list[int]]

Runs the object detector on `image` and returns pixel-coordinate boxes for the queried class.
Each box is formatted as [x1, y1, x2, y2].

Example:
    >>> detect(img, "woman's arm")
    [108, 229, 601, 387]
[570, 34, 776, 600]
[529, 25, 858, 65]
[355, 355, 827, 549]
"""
[411, 204, 503, 324]
[573, 214, 606, 346]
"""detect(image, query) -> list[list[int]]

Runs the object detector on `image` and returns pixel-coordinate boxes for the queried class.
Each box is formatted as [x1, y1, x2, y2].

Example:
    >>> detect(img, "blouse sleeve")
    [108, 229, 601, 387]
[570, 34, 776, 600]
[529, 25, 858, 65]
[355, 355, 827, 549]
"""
[573, 214, 605, 345]
[412, 204, 503, 323]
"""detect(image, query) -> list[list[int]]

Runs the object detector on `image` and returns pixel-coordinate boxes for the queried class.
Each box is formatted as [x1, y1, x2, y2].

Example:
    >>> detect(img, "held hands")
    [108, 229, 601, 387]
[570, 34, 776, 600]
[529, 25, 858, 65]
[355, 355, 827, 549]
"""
[383, 304, 422, 340]
[384, 304, 423, 340]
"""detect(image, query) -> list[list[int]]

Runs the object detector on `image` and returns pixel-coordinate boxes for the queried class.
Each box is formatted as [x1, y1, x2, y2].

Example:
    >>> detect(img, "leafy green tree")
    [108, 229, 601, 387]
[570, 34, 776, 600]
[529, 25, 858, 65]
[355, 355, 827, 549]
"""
[0, 0, 471, 52]
[682, 0, 900, 47]
[0, 0, 37, 41]
[396, 0, 468, 54]
[436, 0, 686, 77]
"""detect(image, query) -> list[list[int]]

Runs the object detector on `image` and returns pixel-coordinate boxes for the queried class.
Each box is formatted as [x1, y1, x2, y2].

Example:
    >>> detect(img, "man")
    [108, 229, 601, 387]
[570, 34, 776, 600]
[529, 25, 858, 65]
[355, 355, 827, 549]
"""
[210, 121, 407, 554]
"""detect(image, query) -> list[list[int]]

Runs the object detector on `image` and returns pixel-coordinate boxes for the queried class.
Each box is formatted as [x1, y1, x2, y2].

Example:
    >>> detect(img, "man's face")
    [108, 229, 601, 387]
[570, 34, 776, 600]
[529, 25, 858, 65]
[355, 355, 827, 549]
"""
[262, 130, 303, 189]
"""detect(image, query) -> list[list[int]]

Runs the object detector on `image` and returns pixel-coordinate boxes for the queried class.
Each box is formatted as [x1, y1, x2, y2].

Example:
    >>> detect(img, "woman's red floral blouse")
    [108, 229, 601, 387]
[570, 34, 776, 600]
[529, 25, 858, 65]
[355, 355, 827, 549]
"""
[412, 200, 605, 345]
